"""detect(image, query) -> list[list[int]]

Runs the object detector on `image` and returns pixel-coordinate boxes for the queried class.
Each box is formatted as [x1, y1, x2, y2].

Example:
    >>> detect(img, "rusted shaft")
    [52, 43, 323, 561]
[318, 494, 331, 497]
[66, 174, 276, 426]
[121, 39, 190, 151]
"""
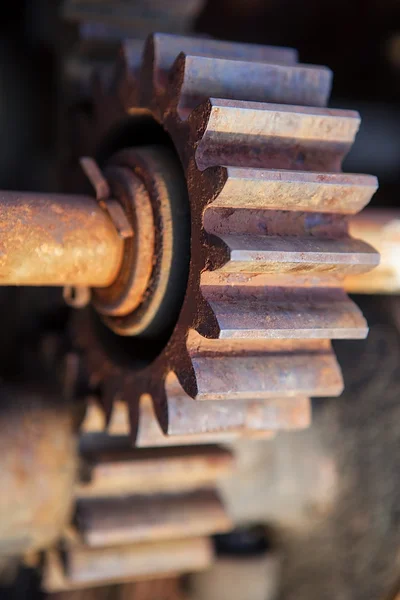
[345, 209, 400, 294]
[0, 190, 124, 287]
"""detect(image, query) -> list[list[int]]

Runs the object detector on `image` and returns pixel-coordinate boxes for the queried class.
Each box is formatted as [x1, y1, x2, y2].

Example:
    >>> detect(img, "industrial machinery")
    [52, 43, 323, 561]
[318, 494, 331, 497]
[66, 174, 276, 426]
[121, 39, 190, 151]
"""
[0, 2, 399, 599]
[0, 33, 380, 440]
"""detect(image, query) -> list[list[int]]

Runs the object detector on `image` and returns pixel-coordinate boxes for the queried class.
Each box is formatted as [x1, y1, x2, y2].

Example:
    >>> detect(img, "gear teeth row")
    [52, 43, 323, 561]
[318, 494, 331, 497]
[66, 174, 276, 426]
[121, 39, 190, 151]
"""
[76, 33, 379, 443]
[203, 236, 378, 277]
[160, 37, 378, 413]
[184, 334, 343, 401]
[139, 33, 299, 117]
[203, 169, 377, 214]
[81, 374, 310, 442]
[76, 489, 230, 548]
[162, 371, 311, 434]
[190, 99, 361, 172]
[170, 53, 332, 120]
[201, 287, 369, 340]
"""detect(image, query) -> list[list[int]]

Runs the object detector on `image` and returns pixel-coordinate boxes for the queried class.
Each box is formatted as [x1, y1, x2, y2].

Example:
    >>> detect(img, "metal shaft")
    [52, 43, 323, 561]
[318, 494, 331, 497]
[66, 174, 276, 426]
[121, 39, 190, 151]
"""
[0, 190, 124, 287]
[0, 186, 394, 295]
[345, 209, 400, 294]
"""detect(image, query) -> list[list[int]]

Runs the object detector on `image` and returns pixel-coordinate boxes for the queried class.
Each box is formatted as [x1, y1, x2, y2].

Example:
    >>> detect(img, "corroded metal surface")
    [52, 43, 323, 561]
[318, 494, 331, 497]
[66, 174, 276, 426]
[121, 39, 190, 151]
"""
[91, 158, 156, 318]
[0, 34, 380, 445]
[44, 538, 211, 591]
[93, 145, 190, 332]
[76, 489, 231, 547]
[0, 386, 77, 556]
[0, 190, 123, 287]
[43, 439, 232, 592]
[80, 396, 277, 445]
[73, 33, 379, 443]
[76, 444, 233, 496]
[80, 156, 134, 239]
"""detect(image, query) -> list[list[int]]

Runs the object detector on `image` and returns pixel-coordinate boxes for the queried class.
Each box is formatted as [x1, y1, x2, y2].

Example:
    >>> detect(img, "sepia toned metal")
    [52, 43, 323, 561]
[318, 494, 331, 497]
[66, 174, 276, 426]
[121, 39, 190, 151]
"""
[42, 437, 233, 592]
[80, 395, 276, 445]
[0, 34, 380, 444]
[76, 444, 234, 497]
[0, 386, 77, 556]
[76, 489, 231, 547]
[0, 189, 123, 287]
[43, 537, 212, 591]
[72, 32, 379, 443]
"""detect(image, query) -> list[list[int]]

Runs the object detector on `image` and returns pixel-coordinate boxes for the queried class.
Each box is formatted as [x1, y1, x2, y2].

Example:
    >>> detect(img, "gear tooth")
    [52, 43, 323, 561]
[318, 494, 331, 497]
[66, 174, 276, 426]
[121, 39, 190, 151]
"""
[192, 353, 343, 400]
[206, 168, 378, 214]
[204, 234, 379, 277]
[186, 333, 344, 400]
[76, 489, 231, 548]
[164, 372, 247, 435]
[158, 35, 298, 65]
[202, 286, 369, 340]
[164, 371, 308, 435]
[135, 388, 238, 444]
[141, 33, 298, 118]
[191, 98, 360, 171]
[165, 372, 245, 435]
[171, 53, 332, 121]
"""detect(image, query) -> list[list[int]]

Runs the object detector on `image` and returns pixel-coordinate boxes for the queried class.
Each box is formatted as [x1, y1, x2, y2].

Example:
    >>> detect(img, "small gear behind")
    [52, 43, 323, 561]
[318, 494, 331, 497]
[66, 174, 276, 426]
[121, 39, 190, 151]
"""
[71, 33, 379, 443]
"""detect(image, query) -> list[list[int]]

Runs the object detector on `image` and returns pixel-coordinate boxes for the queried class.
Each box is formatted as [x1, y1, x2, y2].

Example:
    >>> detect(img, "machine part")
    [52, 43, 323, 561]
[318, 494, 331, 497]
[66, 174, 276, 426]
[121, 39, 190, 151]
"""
[92, 145, 190, 330]
[44, 538, 210, 592]
[60, 0, 206, 193]
[0, 385, 77, 557]
[71, 33, 379, 442]
[80, 156, 133, 239]
[75, 489, 230, 547]
[75, 444, 234, 496]
[43, 440, 232, 592]
[0, 189, 123, 287]
[80, 387, 307, 446]
[0, 34, 379, 443]
[346, 209, 400, 293]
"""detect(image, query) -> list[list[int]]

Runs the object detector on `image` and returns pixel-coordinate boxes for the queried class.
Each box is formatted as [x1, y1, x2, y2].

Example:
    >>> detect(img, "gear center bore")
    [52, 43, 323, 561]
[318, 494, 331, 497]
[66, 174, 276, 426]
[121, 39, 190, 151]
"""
[88, 120, 190, 365]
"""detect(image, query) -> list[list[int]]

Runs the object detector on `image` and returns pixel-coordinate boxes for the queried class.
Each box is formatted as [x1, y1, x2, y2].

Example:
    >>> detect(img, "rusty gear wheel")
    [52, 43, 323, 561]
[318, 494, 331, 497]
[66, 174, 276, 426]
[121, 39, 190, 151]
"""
[73, 34, 379, 443]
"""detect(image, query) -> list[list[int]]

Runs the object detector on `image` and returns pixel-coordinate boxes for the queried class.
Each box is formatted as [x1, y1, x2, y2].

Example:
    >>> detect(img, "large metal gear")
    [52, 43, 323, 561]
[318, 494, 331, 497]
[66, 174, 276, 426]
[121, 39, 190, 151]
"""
[71, 33, 379, 443]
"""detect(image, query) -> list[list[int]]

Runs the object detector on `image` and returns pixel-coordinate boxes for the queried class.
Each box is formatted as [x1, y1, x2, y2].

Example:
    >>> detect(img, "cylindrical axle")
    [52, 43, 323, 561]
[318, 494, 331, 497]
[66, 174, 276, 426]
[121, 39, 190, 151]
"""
[0, 190, 124, 287]
[0, 187, 396, 296]
[345, 209, 400, 294]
